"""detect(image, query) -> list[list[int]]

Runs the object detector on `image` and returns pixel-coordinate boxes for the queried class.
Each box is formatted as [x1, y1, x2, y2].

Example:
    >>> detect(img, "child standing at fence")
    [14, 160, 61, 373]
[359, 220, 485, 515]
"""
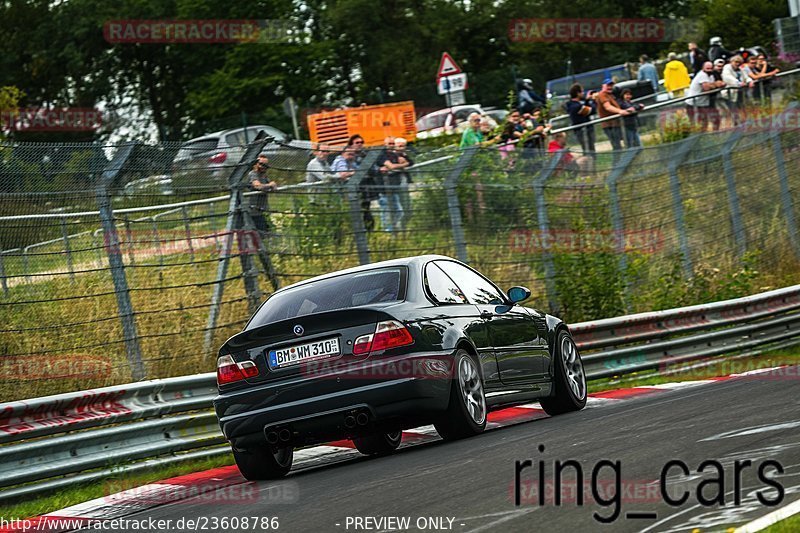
[619, 89, 644, 148]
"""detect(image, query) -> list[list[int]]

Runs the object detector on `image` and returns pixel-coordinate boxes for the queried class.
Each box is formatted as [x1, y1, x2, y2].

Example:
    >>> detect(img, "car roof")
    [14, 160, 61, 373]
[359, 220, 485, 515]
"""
[273, 254, 455, 294]
[180, 125, 284, 145]
[417, 105, 483, 119]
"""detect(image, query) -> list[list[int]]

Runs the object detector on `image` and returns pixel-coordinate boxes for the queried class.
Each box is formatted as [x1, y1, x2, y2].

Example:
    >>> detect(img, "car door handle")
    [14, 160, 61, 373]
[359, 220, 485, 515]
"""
[480, 310, 493, 320]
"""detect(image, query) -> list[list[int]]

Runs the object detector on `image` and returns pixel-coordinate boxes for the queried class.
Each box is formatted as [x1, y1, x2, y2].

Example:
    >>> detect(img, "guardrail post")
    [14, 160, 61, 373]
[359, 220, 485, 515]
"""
[606, 147, 642, 309]
[668, 137, 695, 278]
[534, 151, 564, 314]
[204, 133, 272, 355]
[346, 150, 381, 265]
[444, 147, 478, 263]
[22, 247, 31, 286]
[92, 229, 105, 268]
[771, 132, 800, 258]
[181, 206, 195, 265]
[721, 131, 747, 258]
[150, 218, 164, 269]
[123, 216, 136, 267]
[60, 216, 75, 284]
[96, 142, 145, 381]
[0, 242, 7, 295]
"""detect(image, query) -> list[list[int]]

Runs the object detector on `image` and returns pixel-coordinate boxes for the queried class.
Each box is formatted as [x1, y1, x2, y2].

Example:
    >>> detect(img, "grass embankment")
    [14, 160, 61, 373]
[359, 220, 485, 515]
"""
[1, 136, 800, 400]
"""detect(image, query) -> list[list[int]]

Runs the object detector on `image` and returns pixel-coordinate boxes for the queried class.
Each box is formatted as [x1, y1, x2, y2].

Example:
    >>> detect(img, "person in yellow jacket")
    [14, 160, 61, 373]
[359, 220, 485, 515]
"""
[664, 52, 691, 97]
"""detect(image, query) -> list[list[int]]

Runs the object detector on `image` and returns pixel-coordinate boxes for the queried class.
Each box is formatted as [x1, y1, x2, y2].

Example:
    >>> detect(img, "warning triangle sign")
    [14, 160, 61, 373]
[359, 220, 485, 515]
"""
[436, 52, 462, 80]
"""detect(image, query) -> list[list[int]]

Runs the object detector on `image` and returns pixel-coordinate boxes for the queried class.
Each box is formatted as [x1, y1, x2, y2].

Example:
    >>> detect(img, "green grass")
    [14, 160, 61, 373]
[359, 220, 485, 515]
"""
[0, 453, 234, 521]
[2, 137, 800, 401]
[586, 348, 800, 393]
[763, 512, 800, 532]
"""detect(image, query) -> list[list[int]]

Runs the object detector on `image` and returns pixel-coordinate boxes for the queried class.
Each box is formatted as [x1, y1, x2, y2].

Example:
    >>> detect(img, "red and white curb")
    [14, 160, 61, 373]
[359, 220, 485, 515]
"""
[1, 367, 788, 533]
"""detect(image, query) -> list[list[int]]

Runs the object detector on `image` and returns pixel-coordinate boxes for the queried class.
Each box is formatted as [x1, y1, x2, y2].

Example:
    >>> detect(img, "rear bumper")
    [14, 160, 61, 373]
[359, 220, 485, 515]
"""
[214, 351, 454, 448]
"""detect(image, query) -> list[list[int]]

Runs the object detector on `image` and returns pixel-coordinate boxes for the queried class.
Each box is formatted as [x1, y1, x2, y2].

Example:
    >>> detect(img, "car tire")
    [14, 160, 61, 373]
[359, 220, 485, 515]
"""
[434, 349, 487, 441]
[353, 430, 403, 456]
[539, 330, 587, 416]
[232, 445, 293, 480]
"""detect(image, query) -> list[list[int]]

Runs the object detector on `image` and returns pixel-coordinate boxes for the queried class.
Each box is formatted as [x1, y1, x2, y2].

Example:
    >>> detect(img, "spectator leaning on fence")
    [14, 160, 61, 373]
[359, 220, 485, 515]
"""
[459, 113, 484, 148]
[664, 52, 691, 97]
[637, 55, 659, 93]
[565, 83, 596, 156]
[247, 154, 278, 235]
[619, 89, 644, 148]
[756, 54, 780, 102]
[686, 61, 723, 132]
[722, 55, 750, 124]
[709, 59, 726, 130]
[393, 137, 414, 229]
[373, 136, 404, 233]
[595, 77, 630, 152]
[306, 143, 337, 184]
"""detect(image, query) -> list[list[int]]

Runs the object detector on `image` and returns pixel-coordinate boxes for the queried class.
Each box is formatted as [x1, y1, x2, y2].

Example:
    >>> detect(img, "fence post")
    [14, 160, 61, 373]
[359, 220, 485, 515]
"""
[60, 216, 75, 284]
[96, 142, 145, 381]
[204, 132, 272, 356]
[345, 150, 381, 265]
[771, 132, 800, 258]
[606, 147, 642, 307]
[721, 131, 747, 258]
[534, 151, 564, 314]
[667, 137, 695, 278]
[237, 209, 262, 315]
[444, 148, 477, 263]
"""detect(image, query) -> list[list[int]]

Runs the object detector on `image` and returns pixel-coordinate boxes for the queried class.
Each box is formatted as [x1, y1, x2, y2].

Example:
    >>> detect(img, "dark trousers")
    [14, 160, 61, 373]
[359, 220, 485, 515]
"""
[603, 126, 623, 151]
[574, 126, 596, 155]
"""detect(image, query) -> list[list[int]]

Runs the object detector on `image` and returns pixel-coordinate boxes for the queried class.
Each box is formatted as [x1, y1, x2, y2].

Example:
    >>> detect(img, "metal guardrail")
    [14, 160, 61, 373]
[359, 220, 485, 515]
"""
[0, 284, 798, 503]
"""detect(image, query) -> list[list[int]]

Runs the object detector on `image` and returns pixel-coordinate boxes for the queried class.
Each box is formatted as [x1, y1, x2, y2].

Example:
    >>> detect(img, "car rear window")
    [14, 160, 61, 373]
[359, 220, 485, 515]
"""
[248, 267, 407, 327]
[175, 139, 219, 160]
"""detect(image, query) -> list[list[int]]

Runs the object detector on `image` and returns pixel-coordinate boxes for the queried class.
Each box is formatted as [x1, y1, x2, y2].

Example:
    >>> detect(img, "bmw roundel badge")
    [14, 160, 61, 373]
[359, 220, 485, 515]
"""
[293, 324, 304, 336]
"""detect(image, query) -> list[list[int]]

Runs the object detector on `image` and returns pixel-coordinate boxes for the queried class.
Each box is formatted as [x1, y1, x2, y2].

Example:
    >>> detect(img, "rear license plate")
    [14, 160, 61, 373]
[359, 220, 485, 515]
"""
[267, 337, 340, 369]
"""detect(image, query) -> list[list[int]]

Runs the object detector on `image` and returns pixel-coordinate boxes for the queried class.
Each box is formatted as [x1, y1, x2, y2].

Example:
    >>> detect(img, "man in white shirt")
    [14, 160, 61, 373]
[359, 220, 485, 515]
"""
[686, 61, 725, 131]
[305, 143, 336, 183]
[722, 55, 751, 124]
[305, 143, 338, 206]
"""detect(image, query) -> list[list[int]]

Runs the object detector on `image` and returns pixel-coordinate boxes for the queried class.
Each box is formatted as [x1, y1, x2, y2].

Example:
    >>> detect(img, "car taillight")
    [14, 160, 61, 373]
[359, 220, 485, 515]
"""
[208, 152, 227, 164]
[216, 354, 259, 385]
[352, 320, 413, 356]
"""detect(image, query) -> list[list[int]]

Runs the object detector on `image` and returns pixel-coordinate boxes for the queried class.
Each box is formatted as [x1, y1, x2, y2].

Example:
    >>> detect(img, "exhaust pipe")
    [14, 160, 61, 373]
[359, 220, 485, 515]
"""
[265, 431, 279, 445]
[278, 428, 291, 442]
[356, 412, 369, 426]
[344, 415, 357, 428]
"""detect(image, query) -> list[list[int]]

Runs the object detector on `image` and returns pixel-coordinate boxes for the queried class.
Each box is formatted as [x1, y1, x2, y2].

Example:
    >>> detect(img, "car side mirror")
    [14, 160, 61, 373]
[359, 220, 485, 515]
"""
[507, 286, 531, 304]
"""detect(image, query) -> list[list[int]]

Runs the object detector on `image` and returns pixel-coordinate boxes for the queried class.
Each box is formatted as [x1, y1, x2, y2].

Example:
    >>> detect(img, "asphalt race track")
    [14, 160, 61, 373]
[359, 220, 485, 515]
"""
[89, 370, 800, 532]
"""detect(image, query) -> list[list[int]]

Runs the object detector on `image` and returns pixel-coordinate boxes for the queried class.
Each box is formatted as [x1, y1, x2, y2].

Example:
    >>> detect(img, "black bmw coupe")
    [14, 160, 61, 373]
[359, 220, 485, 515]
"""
[214, 255, 587, 479]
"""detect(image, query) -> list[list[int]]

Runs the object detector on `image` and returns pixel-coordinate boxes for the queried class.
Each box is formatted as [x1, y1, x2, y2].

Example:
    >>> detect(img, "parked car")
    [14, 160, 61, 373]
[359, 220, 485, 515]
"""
[171, 125, 311, 189]
[214, 255, 587, 479]
[121, 174, 174, 197]
[415, 105, 498, 139]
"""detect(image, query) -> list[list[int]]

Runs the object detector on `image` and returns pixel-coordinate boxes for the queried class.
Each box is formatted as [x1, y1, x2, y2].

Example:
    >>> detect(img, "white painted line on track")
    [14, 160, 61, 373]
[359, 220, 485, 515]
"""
[733, 497, 800, 532]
